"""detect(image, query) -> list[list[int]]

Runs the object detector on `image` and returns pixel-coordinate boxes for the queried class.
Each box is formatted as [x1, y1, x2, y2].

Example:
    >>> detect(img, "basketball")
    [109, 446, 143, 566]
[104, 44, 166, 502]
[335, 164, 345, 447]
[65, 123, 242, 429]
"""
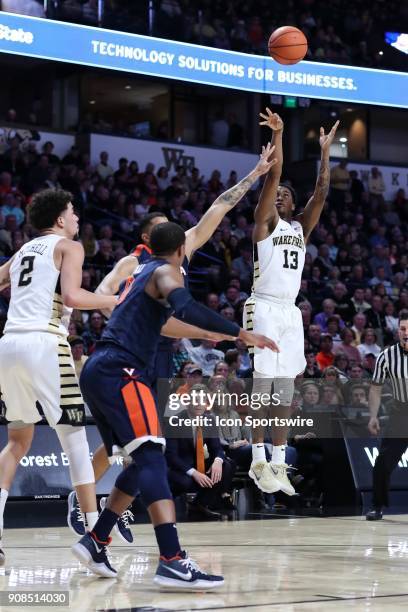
[268, 26, 308, 65]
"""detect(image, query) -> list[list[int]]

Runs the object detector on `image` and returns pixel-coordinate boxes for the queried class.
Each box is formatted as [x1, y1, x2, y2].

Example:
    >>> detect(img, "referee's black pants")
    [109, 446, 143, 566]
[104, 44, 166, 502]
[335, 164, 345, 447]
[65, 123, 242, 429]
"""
[372, 406, 408, 508]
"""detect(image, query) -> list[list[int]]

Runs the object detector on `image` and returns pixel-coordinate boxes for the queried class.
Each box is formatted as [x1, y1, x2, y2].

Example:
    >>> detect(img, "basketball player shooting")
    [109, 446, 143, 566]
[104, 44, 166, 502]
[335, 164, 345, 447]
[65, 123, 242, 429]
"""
[245, 109, 339, 495]
[66, 143, 281, 540]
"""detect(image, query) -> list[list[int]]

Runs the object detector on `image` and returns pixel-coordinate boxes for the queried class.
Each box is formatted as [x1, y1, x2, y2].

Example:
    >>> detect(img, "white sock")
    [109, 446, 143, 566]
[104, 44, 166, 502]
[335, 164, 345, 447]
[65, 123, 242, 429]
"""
[271, 445, 286, 465]
[252, 444, 266, 463]
[0, 489, 9, 539]
[85, 511, 99, 530]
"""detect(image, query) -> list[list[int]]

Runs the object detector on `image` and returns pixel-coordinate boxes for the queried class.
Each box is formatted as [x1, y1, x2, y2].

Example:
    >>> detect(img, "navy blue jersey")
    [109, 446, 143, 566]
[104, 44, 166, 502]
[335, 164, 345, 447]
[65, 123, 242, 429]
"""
[101, 258, 173, 375]
[129, 243, 189, 379]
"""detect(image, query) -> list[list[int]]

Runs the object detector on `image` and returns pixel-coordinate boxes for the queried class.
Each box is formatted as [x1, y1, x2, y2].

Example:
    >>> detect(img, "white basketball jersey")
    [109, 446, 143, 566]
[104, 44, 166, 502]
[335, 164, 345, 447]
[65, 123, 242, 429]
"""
[5, 234, 72, 336]
[252, 217, 305, 301]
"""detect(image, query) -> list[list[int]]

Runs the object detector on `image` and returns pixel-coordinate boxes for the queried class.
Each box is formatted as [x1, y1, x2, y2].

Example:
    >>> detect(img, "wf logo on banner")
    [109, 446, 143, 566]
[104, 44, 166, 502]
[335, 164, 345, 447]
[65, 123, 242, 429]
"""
[162, 147, 195, 172]
[365, 446, 408, 468]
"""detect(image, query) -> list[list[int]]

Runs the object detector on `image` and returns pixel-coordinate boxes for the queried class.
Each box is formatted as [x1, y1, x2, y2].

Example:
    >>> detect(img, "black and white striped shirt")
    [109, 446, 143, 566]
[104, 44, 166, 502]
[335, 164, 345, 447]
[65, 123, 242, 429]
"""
[372, 343, 408, 402]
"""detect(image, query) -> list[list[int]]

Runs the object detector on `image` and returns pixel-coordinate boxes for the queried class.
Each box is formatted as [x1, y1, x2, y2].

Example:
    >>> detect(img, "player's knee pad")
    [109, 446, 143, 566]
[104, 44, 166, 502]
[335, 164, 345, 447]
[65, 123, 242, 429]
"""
[131, 442, 172, 507]
[55, 425, 95, 486]
[115, 462, 139, 498]
[273, 377, 295, 407]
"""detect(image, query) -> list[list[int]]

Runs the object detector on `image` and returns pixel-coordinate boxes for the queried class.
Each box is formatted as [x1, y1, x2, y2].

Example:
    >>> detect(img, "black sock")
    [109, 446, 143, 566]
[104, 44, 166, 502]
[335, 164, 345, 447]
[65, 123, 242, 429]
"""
[154, 523, 181, 559]
[92, 508, 120, 543]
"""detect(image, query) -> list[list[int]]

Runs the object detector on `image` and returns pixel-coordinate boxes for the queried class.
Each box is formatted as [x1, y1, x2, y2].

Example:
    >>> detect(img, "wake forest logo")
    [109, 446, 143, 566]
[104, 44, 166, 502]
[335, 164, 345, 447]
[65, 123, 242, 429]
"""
[162, 147, 195, 172]
[273, 234, 305, 250]
[66, 408, 83, 425]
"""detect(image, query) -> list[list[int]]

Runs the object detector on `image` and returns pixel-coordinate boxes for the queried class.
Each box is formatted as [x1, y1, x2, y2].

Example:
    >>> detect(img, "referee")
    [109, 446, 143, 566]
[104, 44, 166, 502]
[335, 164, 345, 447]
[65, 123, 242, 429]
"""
[366, 310, 408, 520]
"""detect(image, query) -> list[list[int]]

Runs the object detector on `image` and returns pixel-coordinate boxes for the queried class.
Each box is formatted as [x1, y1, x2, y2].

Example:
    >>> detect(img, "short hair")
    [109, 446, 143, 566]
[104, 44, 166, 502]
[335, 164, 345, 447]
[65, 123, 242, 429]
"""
[225, 349, 239, 366]
[139, 212, 168, 236]
[399, 309, 408, 322]
[150, 222, 185, 256]
[27, 188, 72, 231]
[279, 183, 297, 207]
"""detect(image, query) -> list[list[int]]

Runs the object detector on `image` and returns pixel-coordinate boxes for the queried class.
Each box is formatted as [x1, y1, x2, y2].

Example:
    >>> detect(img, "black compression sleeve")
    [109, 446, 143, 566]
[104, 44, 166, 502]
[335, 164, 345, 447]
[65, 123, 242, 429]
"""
[167, 287, 240, 337]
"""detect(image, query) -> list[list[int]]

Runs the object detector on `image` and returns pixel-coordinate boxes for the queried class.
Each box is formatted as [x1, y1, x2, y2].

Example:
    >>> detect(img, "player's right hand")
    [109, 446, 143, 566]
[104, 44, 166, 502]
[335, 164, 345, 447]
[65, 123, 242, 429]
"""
[259, 107, 284, 131]
[238, 329, 280, 352]
[368, 417, 380, 435]
[192, 470, 213, 488]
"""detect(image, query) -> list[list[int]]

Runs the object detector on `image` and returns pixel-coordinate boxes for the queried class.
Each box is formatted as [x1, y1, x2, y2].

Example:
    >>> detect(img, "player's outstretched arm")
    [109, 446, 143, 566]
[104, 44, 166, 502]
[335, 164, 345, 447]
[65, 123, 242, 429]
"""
[253, 109, 283, 242]
[0, 257, 13, 291]
[96, 255, 138, 296]
[59, 240, 117, 310]
[161, 317, 235, 343]
[153, 265, 279, 351]
[295, 120, 339, 241]
[185, 143, 277, 259]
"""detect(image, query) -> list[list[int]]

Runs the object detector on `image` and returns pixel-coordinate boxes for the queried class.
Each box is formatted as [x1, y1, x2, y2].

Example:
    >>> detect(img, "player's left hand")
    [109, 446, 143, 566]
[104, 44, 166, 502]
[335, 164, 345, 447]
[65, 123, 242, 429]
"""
[208, 460, 222, 484]
[254, 142, 277, 176]
[204, 331, 237, 343]
[320, 120, 340, 152]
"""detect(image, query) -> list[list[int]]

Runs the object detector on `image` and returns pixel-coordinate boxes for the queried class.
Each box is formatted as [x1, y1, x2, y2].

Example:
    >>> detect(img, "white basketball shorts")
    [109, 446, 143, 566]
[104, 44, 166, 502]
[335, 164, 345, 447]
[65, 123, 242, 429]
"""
[243, 295, 306, 378]
[0, 332, 85, 427]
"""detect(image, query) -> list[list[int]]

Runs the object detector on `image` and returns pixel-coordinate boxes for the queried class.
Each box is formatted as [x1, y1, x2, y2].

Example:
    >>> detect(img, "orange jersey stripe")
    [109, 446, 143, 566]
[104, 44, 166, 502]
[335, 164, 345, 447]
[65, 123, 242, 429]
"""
[121, 381, 149, 438]
[135, 381, 160, 437]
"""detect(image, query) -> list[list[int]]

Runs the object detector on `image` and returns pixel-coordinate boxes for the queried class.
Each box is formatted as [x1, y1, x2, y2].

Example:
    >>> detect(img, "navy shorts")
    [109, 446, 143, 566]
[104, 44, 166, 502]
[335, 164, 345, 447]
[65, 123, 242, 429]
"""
[80, 346, 165, 460]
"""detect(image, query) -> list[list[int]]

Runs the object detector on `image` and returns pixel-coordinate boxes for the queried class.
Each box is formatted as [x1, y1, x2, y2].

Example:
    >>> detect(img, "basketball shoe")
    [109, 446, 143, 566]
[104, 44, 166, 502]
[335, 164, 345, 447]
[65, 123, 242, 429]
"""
[100, 497, 134, 544]
[269, 463, 296, 496]
[72, 532, 117, 578]
[248, 460, 281, 493]
[154, 550, 224, 591]
[67, 491, 85, 536]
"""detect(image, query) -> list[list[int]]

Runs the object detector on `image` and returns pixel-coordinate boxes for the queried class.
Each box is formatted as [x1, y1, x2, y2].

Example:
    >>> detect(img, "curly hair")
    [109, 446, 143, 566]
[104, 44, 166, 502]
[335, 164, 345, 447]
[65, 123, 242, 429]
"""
[27, 189, 73, 231]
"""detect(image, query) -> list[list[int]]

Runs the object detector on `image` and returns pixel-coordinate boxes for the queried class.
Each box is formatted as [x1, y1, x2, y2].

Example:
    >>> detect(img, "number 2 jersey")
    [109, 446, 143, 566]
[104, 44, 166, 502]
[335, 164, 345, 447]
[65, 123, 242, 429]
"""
[252, 217, 305, 302]
[5, 234, 72, 336]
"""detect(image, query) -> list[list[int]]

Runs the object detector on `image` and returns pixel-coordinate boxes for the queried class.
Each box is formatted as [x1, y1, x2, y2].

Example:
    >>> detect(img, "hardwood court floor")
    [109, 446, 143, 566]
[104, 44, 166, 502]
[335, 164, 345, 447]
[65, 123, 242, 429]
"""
[0, 514, 408, 611]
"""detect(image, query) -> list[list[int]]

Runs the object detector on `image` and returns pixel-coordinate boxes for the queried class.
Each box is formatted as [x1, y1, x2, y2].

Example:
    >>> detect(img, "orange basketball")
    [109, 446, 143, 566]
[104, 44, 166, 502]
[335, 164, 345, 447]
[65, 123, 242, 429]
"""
[268, 26, 308, 65]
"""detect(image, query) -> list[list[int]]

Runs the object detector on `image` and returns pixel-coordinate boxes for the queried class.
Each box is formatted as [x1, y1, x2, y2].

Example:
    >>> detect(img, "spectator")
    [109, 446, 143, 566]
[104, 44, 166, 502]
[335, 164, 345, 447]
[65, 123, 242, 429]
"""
[82, 310, 105, 354]
[330, 160, 350, 206]
[187, 340, 224, 376]
[68, 335, 88, 378]
[351, 312, 367, 346]
[316, 334, 335, 371]
[313, 299, 344, 332]
[165, 384, 236, 518]
[334, 328, 362, 365]
[96, 151, 114, 180]
[301, 382, 321, 410]
[0, 194, 24, 227]
[214, 361, 229, 378]
[357, 329, 381, 359]
[368, 167, 385, 210]
[231, 239, 253, 292]
[349, 170, 365, 205]
[303, 350, 322, 379]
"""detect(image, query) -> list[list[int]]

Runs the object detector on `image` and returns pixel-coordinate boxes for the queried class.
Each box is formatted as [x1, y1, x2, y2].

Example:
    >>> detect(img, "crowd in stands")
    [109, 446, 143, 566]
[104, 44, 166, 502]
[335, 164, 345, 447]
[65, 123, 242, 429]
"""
[0, 131, 407, 510]
[21, 0, 405, 71]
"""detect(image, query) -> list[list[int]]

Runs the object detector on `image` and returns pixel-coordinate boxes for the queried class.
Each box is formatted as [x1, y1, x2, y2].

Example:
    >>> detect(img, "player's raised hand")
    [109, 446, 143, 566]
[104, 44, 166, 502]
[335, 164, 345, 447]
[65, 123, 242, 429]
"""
[320, 120, 340, 152]
[259, 107, 284, 131]
[238, 329, 280, 352]
[253, 142, 277, 176]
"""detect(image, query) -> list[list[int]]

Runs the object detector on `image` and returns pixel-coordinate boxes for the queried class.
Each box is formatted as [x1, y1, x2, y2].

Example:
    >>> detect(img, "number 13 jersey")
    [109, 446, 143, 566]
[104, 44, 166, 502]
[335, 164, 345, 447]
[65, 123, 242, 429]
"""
[252, 217, 305, 302]
[5, 234, 72, 336]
